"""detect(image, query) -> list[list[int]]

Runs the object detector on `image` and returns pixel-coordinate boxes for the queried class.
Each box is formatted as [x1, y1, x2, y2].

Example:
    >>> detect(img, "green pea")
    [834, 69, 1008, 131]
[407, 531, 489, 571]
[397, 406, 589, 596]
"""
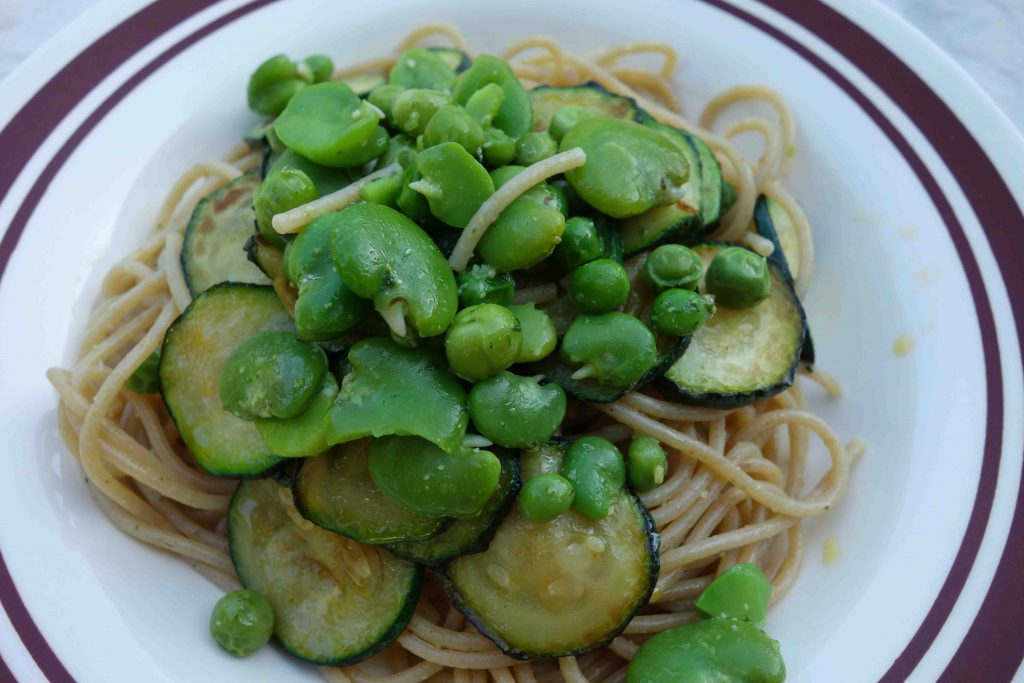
[254, 168, 318, 240]
[482, 128, 516, 167]
[695, 563, 773, 625]
[514, 131, 558, 165]
[389, 47, 457, 90]
[411, 142, 494, 228]
[549, 105, 597, 142]
[705, 246, 772, 309]
[554, 216, 604, 271]
[476, 175, 565, 271]
[209, 589, 274, 658]
[464, 82, 506, 128]
[299, 54, 334, 83]
[423, 105, 485, 155]
[452, 54, 532, 137]
[561, 312, 657, 388]
[358, 170, 403, 207]
[325, 338, 467, 453]
[283, 215, 370, 340]
[368, 436, 501, 517]
[627, 619, 785, 683]
[627, 435, 667, 493]
[445, 303, 522, 382]
[274, 82, 387, 167]
[561, 116, 689, 218]
[569, 258, 630, 313]
[256, 373, 338, 457]
[219, 331, 327, 420]
[367, 83, 405, 121]
[468, 371, 566, 448]
[247, 54, 304, 116]
[518, 473, 574, 523]
[330, 203, 458, 338]
[508, 303, 557, 362]
[126, 349, 161, 394]
[457, 264, 515, 307]
[644, 244, 704, 291]
[561, 435, 626, 520]
[651, 288, 714, 337]
[391, 88, 451, 137]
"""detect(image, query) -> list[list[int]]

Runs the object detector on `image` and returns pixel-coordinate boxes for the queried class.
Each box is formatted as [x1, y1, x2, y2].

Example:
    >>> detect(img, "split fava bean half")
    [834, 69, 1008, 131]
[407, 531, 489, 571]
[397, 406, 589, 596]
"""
[561, 312, 657, 388]
[411, 142, 495, 228]
[561, 116, 689, 218]
[367, 435, 502, 518]
[329, 203, 458, 339]
[560, 435, 626, 520]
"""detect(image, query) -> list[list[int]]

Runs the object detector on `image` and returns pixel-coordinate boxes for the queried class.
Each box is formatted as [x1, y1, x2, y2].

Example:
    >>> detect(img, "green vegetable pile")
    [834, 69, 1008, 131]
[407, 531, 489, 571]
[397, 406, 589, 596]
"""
[146, 43, 812, 677]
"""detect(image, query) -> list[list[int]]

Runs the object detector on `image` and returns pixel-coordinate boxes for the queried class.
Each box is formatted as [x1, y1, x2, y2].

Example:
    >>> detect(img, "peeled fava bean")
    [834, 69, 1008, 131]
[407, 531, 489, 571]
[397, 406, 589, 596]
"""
[507, 303, 557, 363]
[423, 105, 485, 156]
[411, 142, 495, 228]
[391, 88, 451, 137]
[284, 215, 370, 340]
[247, 54, 304, 116]
[627, 619, 786, 683]
[368, 435, 502, 517]
[561, 116, 689, 218]
[330, 203, 458, 339]
[468, 371, 567, 449]
[389, 47, 457, 90]
[324, 337, 468, 453]
[561, 312, 657, 388]
[560, 435, 626, 520]
[452, 54, 533, 137]
[274, 82, 388, 167]
[445, 304, 523, 382]
[219, 331, 327, 420]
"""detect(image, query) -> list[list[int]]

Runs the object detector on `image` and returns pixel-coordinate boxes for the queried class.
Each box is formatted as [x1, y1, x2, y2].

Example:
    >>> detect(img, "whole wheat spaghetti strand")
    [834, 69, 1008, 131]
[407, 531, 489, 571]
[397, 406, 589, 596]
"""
[594, 41, 677, 79]
[397, 23, 466, 51]
[558, 657, 590, 683]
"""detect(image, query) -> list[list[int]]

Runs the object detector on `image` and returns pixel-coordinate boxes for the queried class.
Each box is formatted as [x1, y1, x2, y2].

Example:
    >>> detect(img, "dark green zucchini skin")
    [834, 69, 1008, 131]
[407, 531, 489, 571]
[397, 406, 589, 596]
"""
[753, 195, 815, 367]
[181, 170, 269, 295]
[228, 478, 423, 666]
[658, 242, 807, 409]
[387, 455, 522, 568]
[528, 82, 642, 132]
[441, 492, 660, 660]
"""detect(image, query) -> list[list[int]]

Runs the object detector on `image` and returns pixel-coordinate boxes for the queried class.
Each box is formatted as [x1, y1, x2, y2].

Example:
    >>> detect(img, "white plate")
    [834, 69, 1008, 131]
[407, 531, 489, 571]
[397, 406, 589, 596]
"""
[0, 0, 1022, 681]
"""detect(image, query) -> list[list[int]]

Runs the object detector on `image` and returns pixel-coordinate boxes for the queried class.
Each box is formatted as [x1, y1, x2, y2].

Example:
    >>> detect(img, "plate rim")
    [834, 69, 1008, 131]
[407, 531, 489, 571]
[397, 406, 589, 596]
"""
[0, 0, 1021, 680]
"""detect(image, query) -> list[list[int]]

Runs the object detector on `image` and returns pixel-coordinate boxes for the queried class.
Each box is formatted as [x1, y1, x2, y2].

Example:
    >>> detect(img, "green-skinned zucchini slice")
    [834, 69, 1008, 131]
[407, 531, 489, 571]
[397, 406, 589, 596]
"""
[229, 478, 422, 665]
[528, 82, 641, 132]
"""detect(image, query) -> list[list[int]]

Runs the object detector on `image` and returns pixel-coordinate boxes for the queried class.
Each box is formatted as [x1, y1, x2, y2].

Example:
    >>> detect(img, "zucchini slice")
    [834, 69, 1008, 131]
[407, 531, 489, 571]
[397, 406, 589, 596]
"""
[444, 492, 659, 659]
[294, 439, 447, 545]
[753, 195, 815, 366]
[388, 455, 521, 567]
[181, 171, 270, 295]
[691, 134, 724, 228]
[340, 72, 387, 96]
[160, 284, 291, 476]
[229, 478, 422, 665]
[529, 83, 641, 132]
[659, 243, 806, 408]
[245, 235, 297, 315]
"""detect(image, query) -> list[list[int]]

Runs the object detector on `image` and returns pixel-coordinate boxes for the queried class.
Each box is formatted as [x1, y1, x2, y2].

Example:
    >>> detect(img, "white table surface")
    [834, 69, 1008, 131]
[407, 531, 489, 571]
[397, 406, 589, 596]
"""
[0, 0, 1022, 134]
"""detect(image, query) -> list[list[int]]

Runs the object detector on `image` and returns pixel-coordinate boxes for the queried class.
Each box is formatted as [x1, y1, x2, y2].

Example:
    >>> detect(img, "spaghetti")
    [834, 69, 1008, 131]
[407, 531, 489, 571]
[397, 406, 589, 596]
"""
[48, 24, 859, 682]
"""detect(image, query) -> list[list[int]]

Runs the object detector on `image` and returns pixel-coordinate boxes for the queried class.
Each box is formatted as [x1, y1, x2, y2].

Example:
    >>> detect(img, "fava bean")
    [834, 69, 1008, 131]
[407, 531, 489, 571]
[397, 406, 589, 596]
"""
[367, 83, 405, 121]
[561, 312, 657, 388]
[627, 619, 785, 683]
[423, 105, 485, 156]
[518, 473, 574, 523]
[411, 142, 495, 228]
[481, 128, 517, 167]
[391, 88, 451, 137]
[247, 54, 304, 116]
[464, 82, 506, 128]
[562, 116, 689, 218]
[695, 562, 773, 625]
[274, 83, 387, 167]
[220, 331, 327, 420]
[554, 216, 604, 271]
[368, 435, 501, 517]
[468, 371, 566, 448]
[508, 303, 557, 362]
[627, 435, 667, 493]
[561, 435, 626, 520]
[452, 54, 533, 137]
[256, 373, 338, 457]
[549, 105, 597, 142]
[389, 47, 457, 90]
[254, 168, 318, 241]
[445, 304, 523, 382]
[514, 131, 558, 165]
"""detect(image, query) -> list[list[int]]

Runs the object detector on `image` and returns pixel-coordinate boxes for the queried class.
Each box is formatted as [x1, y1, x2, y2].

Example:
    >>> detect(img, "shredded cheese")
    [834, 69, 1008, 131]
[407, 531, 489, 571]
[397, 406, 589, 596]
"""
[271, 161, 402, 235]
[447, 147, 587, 272]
